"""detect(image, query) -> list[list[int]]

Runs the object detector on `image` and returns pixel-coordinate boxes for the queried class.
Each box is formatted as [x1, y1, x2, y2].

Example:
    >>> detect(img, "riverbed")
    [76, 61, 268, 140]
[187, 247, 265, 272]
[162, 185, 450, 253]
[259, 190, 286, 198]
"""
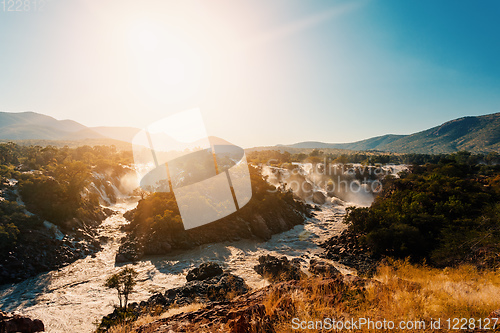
[0, 200, 349, 333]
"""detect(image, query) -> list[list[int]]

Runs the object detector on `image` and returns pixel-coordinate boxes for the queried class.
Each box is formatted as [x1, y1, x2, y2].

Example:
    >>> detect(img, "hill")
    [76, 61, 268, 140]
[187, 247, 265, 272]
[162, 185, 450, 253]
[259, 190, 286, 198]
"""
[0, 111, 139, 149]
[382, 112, 500, 153]
[279, 112, 500, 153]
[0, 111, 103, 140]
[90, 126, 140, 143]
[3, 111, 499, 154]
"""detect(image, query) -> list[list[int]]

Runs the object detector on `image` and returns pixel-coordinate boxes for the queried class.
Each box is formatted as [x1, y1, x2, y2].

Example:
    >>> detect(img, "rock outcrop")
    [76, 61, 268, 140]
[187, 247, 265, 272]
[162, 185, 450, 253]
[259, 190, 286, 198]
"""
[253, 255, 305, 282]
[312, 191, 326, 205]
[308, 258, 341, 277]
[97, 263, 249, 332]
[133, 265, 352, 333]
[320, 229, 377, 275]
[0, 311, 44, 333]
[116, 198, 309, 263]
[135, 290, 276, 333]
[0, 231, 102, 284]
[185, 262, 223, 282]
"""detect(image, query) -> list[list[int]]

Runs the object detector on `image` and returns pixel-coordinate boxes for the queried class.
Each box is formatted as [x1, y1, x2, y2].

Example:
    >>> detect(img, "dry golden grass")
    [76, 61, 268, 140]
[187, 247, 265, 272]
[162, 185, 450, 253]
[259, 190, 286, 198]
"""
[107, 303, 204, 333]
[268, 260, 500, 332]
[105, 262, 500, 332]
[370, 260, 500, 321]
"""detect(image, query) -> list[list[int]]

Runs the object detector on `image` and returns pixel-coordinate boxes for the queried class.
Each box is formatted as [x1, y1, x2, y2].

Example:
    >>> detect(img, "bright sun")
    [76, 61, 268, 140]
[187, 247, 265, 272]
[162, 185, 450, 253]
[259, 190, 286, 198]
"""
[128, 20, 204, 103]
[158, 57, 186, 85]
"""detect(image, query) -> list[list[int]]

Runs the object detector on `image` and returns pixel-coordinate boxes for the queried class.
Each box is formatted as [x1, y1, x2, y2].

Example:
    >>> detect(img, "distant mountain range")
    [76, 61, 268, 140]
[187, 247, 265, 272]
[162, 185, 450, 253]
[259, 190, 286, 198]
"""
[281, 112, 500, 154]
[1, 111, 499, 153]
[0, 111, 140, 144]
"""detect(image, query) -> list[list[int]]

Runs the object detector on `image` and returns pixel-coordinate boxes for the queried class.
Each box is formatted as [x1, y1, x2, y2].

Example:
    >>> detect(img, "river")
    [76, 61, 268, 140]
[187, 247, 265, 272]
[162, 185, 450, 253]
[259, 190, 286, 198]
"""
[0, 198, 351, 333]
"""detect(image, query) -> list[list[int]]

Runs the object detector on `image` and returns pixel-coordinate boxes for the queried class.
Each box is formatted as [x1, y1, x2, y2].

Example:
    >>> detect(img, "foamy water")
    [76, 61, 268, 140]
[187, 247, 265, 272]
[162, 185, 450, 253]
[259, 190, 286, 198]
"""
[0, 200, 350, 333]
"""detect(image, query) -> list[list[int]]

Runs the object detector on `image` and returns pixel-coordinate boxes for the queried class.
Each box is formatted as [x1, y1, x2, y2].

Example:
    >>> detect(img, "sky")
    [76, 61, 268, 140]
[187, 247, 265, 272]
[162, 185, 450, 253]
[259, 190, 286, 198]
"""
[0, 0, 499, 148]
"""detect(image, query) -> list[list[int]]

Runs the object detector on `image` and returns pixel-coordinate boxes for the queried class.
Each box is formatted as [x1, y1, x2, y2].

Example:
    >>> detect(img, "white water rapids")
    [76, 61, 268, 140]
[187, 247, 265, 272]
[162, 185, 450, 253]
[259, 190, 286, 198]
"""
[0, 198, 351, 333]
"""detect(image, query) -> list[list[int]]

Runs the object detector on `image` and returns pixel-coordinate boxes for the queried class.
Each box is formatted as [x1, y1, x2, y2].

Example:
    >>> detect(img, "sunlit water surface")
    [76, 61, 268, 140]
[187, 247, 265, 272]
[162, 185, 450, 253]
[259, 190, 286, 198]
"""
[0, 200, 350, 333]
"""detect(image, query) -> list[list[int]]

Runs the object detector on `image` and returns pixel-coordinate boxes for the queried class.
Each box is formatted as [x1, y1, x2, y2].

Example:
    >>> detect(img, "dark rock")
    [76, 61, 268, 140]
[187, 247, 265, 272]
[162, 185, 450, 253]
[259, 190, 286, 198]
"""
[166, 272, 249, 305]
[342, 274, 367, 287]
[312, 191, 326, 205]
[98, 262, 250, 331]
[0, 231, 103, 285]
[254, 255, 305, 282]
[143, 241, 164, 255]
[249, 215, 273, 240]
[102, 207, 115, 216]
[489, 308, 500, 319]
[135, 283, 283, 333]
[186, 262, 223, 282]
[309, 259, 341, 277]
[115, 240, 143, 263]
[0, 310, 45, 333]
[147, 293, 168, 306]
[118, 182, 309, 261]
[320, 229, 377, 276]
[227, 303, 275, 333]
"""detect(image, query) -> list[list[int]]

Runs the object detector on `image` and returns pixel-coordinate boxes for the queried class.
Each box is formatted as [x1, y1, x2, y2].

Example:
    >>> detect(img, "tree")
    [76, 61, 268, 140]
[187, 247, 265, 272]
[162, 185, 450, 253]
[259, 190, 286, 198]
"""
[133, 187, 150, 200]
[104, 267, 138, 309]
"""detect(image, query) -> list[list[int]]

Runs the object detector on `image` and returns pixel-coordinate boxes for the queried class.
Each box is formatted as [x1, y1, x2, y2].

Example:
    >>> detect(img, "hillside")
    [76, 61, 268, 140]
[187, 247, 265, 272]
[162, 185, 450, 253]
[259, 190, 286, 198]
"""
[3, 111, 500, 154]
[382, 112, 500, 153]
[280, 112, 500, 154]
[283, 134, 405, 151]
[90, 126, 140, 143]
[0, 111, 141, 149]
[0, 111, 103, 140]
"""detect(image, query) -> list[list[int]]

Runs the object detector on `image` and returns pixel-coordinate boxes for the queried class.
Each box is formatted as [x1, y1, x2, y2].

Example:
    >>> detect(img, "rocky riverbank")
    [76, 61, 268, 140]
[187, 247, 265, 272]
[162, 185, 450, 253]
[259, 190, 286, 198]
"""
[97, 262, 250, 332]
[0, 310, 44, 333]
[320, 228, 378, 276]
[98, 257, 500, 333]
[0, 172, 119, 285]
[0, 228, 104, 285]
[115, 199, 311, 263]
[98, 258, 361, 332]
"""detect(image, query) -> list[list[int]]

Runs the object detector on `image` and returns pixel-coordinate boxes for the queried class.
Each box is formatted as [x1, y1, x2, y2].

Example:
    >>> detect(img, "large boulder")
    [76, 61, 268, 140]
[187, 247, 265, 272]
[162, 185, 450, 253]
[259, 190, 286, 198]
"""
[115, 240, 143, 263]
[0, 311, 44, 333]
[99, 265, 249, 332]
[166, 272, 249, 305]
[308, 259, 341, 277]
[254, 255, 304, 282]
[312, 191, 326, 205]
[186, 262, 224, 282]
[135, 284, 280, 333]
[143, 241, 172, 255]
[132, 263, 248, 310]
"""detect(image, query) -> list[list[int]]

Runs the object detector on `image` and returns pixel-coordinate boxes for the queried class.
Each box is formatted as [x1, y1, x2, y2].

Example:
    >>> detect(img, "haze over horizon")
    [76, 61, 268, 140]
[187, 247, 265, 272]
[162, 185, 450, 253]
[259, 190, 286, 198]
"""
[1, 0, 499, 148]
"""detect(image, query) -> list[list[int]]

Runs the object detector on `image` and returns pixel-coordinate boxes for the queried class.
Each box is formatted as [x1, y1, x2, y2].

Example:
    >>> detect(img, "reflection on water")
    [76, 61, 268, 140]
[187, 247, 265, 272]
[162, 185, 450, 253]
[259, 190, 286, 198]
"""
[0, 200, 350, 333]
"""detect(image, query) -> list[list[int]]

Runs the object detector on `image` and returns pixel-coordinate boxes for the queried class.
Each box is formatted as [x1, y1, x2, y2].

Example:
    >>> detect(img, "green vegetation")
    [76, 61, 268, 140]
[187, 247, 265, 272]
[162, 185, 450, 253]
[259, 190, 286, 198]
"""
[267, 261, 500, 333]
[105, 267, 139, 309]
[125, 165, 307, 250]
[0, 142, 132, 170]
[0, 200, 39, 250]
[0, 142, 132, 251]
[344, 152, 500, 267]
[380, 112, 500, 154]
[247, 148, 500, 166]
[275, 112, 500, 154]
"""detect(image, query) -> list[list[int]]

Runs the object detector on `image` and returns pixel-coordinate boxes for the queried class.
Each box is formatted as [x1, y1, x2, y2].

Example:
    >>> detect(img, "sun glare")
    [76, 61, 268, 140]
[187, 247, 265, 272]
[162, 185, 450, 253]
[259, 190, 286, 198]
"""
[127, 20, 204, 103]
